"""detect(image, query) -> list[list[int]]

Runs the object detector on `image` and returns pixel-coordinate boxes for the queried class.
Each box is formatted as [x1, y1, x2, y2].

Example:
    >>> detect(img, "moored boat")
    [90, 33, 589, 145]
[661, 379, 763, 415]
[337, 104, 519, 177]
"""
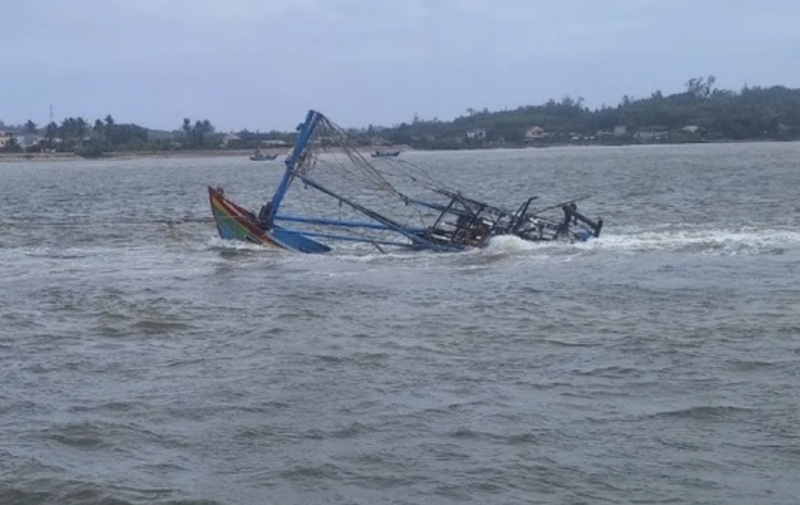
[249, 150, 278, 161]
[370, 150, 401, 158]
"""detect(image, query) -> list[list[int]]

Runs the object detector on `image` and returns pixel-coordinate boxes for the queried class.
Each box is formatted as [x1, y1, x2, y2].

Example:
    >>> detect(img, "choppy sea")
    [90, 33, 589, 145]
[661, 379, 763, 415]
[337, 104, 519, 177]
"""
[1, 142, 799, 504]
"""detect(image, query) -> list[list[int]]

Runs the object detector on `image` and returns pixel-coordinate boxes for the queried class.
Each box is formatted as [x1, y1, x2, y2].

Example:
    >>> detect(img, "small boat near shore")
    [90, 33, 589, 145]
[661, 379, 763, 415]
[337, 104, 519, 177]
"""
[370, 150, 401, 158]
[249, 150, 278, 161]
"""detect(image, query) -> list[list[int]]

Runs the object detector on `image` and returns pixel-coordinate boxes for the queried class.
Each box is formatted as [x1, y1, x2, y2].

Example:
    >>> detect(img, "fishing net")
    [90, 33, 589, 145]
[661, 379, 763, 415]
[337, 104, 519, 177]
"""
[271, 113, 455, 251]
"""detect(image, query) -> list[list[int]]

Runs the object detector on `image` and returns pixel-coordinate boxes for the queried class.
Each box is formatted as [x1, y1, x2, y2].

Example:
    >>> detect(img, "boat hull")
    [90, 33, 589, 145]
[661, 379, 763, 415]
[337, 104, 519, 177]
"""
[207, 186, 284, 249]
[370, 151, 401, 158]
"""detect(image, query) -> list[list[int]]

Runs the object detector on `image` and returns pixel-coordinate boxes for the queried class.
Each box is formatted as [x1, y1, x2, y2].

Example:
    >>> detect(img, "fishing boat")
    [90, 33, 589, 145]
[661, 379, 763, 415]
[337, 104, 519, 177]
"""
[249, 150, 278, 161]
[370, 150, 401, 158]
[208, 110, 603, 254]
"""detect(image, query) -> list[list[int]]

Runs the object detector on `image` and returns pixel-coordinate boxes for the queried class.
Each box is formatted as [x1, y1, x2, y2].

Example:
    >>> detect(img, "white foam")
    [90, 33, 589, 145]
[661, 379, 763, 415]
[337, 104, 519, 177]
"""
[586, 228, 800, 255]
[205, 236, 283, 253]
[484, 234, 558, 253]
[199, 226, 800, 263]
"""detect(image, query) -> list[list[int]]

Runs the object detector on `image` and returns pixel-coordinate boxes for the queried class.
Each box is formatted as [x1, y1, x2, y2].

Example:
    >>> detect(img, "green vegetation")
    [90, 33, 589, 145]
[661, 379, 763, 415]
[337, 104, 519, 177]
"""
[0, 136, 22, 153]
[368, 76, 800, 149]
[0, 114, 296, 157]
[2, 76, 800, 157]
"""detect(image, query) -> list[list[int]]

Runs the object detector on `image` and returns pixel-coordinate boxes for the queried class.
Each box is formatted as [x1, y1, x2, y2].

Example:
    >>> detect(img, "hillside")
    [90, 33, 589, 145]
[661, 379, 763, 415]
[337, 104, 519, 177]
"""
[369, 77, 800, 149]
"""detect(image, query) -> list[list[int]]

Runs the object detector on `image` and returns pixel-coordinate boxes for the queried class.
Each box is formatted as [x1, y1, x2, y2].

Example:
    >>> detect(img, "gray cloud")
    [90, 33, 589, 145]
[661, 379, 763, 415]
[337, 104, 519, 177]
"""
[1, 0, 797, 131]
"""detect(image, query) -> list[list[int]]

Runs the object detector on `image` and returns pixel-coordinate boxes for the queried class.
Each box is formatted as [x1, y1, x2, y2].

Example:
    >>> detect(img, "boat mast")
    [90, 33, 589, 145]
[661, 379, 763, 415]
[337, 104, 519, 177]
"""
[265, 109, 321, 224]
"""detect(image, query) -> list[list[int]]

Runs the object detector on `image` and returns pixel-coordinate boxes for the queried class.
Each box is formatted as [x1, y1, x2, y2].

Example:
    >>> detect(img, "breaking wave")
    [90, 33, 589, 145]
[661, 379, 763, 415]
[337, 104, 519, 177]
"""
[484, 235, 549, 253]
[195, 225, 800, 262]
[581, 227, 800, 256]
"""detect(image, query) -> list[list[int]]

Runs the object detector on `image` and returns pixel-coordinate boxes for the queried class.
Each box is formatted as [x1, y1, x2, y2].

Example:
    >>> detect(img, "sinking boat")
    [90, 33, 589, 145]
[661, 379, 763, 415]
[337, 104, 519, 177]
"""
[208, 110, 603, 254]
[249, 150, 278, 161]
[370, 150, 401, 158]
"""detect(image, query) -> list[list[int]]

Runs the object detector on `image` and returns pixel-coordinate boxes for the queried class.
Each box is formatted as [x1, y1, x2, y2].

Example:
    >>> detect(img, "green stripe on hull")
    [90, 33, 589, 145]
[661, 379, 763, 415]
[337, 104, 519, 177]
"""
[212, 205, 266, 245]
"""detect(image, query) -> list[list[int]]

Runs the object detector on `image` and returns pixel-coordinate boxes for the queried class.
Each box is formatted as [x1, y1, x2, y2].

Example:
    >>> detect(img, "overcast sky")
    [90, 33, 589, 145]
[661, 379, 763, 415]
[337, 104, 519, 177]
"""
[1, 0, 797, 131]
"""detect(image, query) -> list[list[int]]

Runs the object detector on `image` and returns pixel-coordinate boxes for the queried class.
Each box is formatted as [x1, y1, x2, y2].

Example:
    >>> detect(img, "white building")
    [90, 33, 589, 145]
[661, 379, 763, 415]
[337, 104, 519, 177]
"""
[466, 128, 486, 140]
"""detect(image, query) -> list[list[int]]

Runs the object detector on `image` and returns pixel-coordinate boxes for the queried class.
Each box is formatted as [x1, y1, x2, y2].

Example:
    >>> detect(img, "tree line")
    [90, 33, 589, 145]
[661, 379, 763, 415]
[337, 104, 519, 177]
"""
[0, 115, 224, 156]
[3, 76, 800, 155]
[372, 76, 800, 149]
[0, 113, 302, 156]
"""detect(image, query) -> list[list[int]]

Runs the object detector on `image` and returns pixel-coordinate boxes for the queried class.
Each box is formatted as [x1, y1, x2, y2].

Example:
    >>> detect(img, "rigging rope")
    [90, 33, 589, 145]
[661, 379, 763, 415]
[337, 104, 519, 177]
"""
[283, 113, 471, 243]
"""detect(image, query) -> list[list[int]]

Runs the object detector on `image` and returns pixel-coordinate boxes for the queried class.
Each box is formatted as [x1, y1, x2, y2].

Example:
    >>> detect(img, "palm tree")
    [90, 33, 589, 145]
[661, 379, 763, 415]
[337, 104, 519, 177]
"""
[44, 122, 58, 145]
[181, 118, 193, 147]
[194, 120, 205, 147]
[104, 114, 115, 139]
[74, 117, 88, 146]
[60, 118, 74, 147]
[194, 119, 215, 148]
[24, 120, 38, 135]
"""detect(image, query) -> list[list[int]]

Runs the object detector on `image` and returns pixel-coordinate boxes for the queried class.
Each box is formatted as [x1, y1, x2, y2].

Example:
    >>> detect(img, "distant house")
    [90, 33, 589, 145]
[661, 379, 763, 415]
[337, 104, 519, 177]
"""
[634, 130, 669, 141]
[221, 133, 240, 146]
[466, 128, 486, 140]
[312, 135, 336, 146]
[16, 134, 43, 148]
[613, 125, 627, 136]
[682, 125, 701, 134]
[524, 126, 545, 142]
[262, 139, 289, 147]
[0, 131, 14, 148]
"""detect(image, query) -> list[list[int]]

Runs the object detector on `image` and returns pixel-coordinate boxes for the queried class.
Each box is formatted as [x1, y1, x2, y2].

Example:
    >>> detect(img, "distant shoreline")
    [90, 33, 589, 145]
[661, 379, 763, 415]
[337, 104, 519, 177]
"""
[0, 149, 279, 163]
[1, 139, 796, 163]
[0, 146, 412, 163]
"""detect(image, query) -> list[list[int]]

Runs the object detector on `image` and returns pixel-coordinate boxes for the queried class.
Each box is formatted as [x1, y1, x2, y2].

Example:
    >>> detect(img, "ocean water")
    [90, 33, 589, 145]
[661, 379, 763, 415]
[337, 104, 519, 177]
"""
[1, 143, 799, 505]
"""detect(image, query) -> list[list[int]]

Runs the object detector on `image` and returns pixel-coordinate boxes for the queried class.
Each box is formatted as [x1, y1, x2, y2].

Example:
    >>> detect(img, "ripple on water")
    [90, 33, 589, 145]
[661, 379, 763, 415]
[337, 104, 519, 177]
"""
[2, 147, 800, 504]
